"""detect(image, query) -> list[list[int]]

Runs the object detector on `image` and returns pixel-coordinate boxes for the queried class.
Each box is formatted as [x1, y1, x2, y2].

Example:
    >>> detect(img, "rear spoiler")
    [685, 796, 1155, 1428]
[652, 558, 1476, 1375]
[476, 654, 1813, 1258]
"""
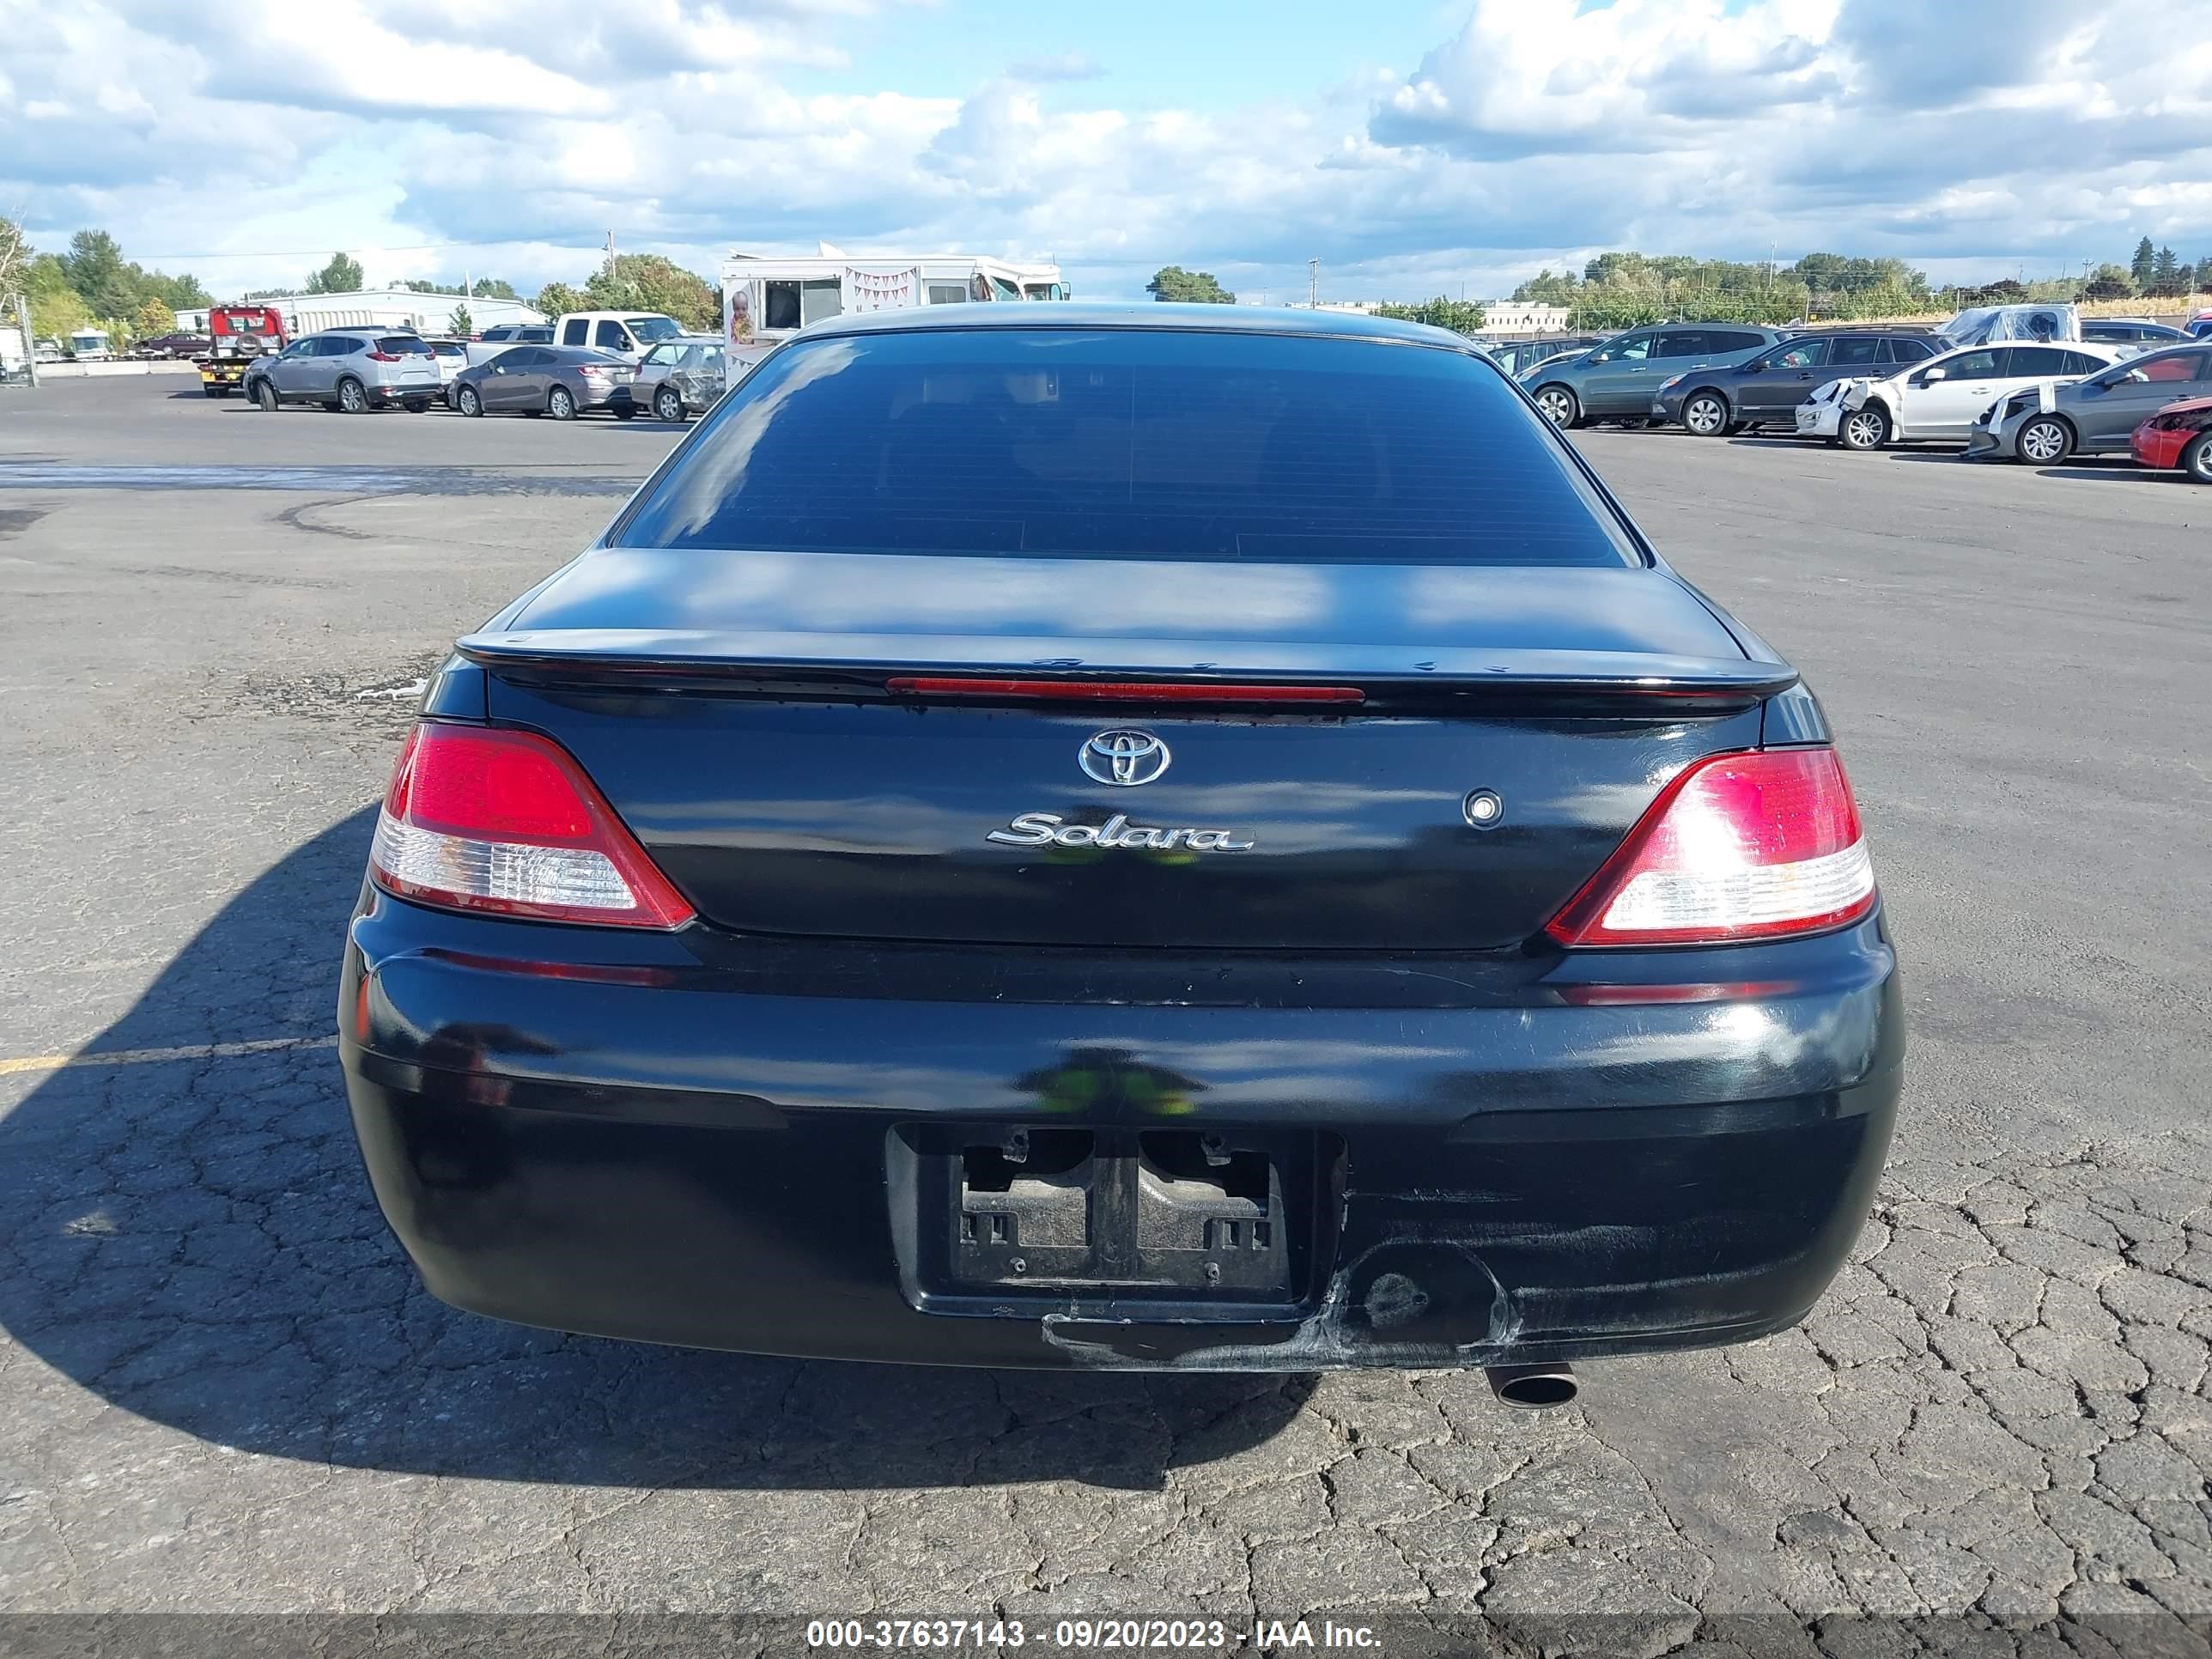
[458, 629, 1797, 713]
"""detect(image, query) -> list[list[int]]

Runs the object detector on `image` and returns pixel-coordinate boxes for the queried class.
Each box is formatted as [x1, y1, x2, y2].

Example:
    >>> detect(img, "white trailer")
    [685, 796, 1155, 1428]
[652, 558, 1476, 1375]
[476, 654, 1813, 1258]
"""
[720, 246, 1066, 368]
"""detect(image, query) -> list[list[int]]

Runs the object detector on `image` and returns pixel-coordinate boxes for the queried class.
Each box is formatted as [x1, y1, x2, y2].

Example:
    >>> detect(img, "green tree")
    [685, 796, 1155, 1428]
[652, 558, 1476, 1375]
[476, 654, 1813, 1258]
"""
[60, 229, 126, 307]
[1511, 268, 1583, 305]
[447, 302, 474, 337]
[1145, 265, 1236, 304]
[534, 281, 589, 319]
[305, 251, 365, 295]
[1374, 295, 1486, 335]
[582, 254, 720, 329]
[0, 216, 29, 296]
[2081, 264, 2135, 301]
[135, 296, 175, 337]
[2149, 246, 2185, 296]
[471, 277, 519, 301]
[31, 285, 92, 343]
[2130, 237, 2156, 291]
[159, 272, 213, 309]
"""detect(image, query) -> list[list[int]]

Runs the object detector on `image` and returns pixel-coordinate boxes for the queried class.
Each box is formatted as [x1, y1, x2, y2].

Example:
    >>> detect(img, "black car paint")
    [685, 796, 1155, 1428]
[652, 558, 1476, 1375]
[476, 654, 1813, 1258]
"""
[339, 304, 1902, 1370]
[469, 556, 1775, 951]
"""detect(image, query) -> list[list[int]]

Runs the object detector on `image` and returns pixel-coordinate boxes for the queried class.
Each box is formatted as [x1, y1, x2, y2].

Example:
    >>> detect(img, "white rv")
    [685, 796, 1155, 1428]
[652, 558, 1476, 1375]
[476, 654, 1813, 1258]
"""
[720, 246, 1067, 368]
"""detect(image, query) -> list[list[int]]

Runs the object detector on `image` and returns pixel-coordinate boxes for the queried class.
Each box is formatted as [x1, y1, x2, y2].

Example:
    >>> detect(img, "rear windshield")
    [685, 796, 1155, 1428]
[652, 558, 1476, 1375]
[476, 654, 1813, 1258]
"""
[378, 335, 433, 356]
[617, 329, 1637, 565]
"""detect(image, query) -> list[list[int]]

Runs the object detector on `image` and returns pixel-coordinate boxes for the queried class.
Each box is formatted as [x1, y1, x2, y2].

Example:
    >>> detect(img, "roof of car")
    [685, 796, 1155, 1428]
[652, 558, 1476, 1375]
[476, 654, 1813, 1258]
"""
[1917, 339, 2119, 368]
[804, 301, 1480, 349]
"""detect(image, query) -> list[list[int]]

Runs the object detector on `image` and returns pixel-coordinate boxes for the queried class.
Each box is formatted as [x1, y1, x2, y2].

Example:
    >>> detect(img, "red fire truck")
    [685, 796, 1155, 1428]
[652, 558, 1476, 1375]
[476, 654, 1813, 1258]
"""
[197, 305, 287, 397]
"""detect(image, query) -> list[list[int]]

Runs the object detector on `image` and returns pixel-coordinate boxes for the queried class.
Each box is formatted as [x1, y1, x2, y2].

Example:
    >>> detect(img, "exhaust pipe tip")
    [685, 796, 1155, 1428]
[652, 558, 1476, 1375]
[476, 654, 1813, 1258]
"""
[1486, 1362, 1577, 1410]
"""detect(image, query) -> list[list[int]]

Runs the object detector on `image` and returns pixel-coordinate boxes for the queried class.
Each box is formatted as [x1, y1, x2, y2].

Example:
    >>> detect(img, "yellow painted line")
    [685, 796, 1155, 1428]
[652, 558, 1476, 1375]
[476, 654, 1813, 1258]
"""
[0, 1033, 338, 1078]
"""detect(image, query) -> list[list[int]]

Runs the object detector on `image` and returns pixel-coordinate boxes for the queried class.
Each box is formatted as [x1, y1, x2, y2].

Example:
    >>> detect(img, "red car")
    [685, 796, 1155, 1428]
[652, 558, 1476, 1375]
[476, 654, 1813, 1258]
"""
[2130, 395, 2212, 482]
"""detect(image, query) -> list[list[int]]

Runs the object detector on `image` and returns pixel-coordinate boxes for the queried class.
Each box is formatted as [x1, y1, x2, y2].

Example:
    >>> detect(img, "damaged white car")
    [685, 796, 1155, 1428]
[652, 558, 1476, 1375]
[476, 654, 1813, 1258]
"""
[1795, 339, 2125, 451]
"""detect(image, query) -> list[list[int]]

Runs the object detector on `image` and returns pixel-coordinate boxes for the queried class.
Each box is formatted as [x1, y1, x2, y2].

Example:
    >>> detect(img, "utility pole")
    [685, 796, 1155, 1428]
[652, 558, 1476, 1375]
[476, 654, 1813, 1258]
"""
[605, 231, 617, 281]
[1308, 258, 1318, 310]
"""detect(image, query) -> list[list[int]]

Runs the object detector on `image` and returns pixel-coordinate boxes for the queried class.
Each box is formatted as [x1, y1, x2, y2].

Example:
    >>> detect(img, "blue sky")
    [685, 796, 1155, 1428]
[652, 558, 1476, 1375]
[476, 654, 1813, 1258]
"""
[779, 1, 1467, 109]
[3, 0, 2208, 306]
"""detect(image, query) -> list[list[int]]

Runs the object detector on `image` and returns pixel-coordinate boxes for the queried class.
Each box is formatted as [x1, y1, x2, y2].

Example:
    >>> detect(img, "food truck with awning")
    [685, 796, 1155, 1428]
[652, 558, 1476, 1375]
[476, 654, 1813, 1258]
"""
[720, 246, 1067, 370]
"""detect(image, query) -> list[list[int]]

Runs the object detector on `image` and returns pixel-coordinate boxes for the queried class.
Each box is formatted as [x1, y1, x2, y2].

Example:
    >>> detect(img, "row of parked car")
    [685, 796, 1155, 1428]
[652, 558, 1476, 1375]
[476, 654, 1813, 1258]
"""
[236, 316, 732, 423]
[1495, 307, 2212, 481]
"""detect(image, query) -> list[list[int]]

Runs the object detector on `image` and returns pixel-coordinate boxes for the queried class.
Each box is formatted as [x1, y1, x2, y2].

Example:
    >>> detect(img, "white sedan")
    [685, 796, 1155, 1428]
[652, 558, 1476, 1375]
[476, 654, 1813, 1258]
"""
[1795, 339, 2125, 450]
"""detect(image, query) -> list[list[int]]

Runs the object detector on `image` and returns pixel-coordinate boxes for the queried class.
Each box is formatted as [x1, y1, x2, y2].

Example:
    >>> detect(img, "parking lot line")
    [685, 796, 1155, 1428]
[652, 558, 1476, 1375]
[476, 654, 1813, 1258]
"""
[0, 1033, 337, 1077]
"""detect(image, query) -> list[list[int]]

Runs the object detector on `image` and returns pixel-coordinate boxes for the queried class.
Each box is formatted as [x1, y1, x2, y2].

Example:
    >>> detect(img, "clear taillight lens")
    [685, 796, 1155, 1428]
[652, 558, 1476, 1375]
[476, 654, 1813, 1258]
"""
[368, 724, 695, 929]
[1546, 747, 1875, 948]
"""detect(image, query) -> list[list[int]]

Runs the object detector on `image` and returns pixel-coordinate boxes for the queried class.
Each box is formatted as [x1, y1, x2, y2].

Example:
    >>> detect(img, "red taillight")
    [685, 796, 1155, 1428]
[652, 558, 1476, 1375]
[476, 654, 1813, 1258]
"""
[1546, 747, 1875, 948]
[367, 349, 400, 362]
[886, 678, 1364, 705]
[369, 725, 695, 929]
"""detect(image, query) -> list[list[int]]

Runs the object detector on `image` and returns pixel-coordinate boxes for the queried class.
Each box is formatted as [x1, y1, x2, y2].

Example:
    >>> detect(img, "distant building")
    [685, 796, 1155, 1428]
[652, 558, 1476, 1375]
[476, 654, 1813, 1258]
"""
[1479, 301, 1573, 334]
[173, 291, 545, 337]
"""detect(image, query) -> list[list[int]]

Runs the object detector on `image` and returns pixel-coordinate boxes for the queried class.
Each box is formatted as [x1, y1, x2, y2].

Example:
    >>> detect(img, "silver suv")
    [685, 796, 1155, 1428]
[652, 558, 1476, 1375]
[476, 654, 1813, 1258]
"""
[632, 335, 729, 422]
[245, 330, 444, 413]
[1518, 323, 1783, 427]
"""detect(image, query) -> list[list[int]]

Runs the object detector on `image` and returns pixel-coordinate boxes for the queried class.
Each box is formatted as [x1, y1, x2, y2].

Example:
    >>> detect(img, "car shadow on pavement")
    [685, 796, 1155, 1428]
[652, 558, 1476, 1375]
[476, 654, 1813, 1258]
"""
[2033, 464, 2183, 483]
[0, 807, 1312, 1493]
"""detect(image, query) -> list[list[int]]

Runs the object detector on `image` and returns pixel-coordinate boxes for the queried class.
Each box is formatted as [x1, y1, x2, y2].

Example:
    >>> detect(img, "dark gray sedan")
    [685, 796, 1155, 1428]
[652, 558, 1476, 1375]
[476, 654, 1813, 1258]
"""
[450, 344, 639, 420]
[1966, 343, 2212, 462]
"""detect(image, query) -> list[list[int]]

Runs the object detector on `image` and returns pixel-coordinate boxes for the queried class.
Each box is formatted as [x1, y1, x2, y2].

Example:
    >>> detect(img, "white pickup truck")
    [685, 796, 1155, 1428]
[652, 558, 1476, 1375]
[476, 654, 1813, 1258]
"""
[548, 312, 685, 362]
[461, 324, 556, 368]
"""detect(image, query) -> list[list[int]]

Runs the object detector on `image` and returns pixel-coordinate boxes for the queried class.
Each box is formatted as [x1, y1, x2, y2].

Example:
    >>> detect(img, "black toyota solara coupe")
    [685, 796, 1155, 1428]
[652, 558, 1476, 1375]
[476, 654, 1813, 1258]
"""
[338, 303, 1902, 1384]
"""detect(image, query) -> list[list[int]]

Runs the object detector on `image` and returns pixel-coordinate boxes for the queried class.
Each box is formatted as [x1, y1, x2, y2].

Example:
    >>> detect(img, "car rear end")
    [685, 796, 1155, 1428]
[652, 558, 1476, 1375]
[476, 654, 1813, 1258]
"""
[357, 334, 443, 407]
[338, 312, 1902, 1371]
[564, 350, 637, 413]
[428, 340, 467, 400]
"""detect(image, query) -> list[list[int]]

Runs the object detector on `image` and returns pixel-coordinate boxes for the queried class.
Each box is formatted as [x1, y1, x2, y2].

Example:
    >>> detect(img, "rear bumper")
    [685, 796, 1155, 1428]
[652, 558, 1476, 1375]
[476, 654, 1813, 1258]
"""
[338, 891, 1905, 1370]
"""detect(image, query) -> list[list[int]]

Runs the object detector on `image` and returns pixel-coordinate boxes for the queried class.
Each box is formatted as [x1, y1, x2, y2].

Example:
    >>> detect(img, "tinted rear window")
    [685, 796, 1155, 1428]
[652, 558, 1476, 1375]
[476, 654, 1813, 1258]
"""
[378, 336, 433, 356]
[617, 329, 1637, 566]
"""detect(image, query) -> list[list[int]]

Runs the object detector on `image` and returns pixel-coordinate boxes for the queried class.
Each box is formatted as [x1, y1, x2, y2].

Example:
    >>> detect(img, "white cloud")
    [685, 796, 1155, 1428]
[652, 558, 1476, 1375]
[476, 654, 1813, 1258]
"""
[1009, 52, 1104, 84]
[3, 0, 2209, 306]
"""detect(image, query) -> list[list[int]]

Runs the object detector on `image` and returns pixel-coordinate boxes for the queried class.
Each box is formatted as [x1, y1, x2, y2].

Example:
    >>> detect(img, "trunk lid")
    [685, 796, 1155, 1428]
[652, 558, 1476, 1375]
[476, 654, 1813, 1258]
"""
[468, 549, 1782, 951]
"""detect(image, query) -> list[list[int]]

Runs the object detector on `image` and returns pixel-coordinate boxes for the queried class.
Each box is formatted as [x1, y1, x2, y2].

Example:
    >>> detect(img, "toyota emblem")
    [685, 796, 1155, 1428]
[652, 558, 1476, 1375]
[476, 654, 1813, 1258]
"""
[1079, 729, 1171, 787]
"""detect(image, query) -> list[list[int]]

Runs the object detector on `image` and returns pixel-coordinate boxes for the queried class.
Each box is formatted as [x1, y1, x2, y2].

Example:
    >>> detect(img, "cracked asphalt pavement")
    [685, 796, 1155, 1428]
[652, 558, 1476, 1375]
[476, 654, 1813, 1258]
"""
[1, 378, 2207, 1651]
